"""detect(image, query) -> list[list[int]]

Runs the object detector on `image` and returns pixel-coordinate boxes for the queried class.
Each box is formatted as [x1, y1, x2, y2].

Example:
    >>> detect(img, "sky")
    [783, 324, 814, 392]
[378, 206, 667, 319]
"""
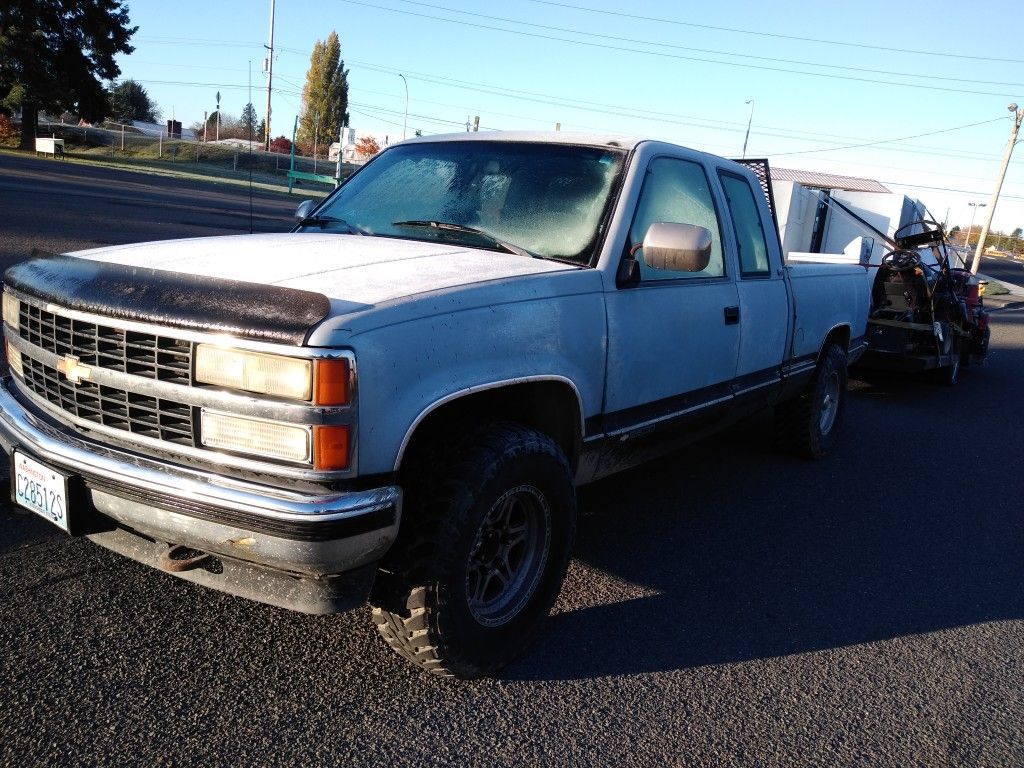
[115, 0, 1024, 234]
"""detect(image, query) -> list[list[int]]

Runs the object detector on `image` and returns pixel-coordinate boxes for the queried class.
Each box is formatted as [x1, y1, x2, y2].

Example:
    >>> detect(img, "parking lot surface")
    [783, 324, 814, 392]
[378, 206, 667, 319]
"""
[1, 152, 1022, 767]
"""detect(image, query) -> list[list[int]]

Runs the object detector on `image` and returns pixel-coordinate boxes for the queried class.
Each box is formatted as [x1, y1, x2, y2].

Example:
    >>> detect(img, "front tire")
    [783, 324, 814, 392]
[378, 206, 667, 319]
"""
[370, 423, 576, 678]
[776, 343, 848, 460]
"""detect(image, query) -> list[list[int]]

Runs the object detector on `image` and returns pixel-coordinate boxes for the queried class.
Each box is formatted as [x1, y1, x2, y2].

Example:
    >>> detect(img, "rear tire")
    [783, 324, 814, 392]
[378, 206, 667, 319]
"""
[370, 423, 576, 678]
[776, 343, 848, 460]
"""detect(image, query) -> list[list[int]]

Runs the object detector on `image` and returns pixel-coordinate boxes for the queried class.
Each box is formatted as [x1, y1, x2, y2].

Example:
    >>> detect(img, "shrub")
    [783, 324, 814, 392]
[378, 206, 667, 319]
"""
[0, 114, 18, 143]
[269, 136, 292, 154]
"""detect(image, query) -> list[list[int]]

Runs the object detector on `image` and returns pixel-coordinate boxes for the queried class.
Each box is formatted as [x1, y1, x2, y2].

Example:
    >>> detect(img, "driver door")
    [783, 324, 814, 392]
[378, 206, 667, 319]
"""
[602, 155, 740, 437]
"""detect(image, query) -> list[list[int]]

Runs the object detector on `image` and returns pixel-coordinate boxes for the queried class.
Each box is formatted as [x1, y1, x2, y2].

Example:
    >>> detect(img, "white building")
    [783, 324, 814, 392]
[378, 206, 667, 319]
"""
[770, 167, 928, 265]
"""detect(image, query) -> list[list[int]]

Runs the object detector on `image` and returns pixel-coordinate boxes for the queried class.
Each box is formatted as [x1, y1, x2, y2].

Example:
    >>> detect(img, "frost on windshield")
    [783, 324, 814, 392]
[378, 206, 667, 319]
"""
[320, 142, 625, 263]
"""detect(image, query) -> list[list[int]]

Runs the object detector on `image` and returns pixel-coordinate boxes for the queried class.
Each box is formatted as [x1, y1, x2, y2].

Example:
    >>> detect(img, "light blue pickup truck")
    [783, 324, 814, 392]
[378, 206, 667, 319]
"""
[0, 133, 868, 677]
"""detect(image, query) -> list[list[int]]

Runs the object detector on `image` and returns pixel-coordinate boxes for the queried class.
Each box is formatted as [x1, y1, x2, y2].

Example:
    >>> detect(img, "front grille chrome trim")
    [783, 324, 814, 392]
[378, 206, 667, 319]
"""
[2, 287, 358, 479]
[9, 371, 354, 480]
[7, 287, 351, 359]
[6, 332, 345, 424]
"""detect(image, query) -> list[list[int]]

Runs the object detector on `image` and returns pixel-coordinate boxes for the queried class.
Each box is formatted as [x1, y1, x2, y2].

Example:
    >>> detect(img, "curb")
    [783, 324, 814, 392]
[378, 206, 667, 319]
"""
[989, 301, 1024, 313]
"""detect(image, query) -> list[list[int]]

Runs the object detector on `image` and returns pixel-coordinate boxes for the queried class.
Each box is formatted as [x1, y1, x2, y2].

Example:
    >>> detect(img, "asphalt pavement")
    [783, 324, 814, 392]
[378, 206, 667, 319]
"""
[0, 151, 298, 271]
[0, 154, 1022, 767]
[978, 255, 1024, 296]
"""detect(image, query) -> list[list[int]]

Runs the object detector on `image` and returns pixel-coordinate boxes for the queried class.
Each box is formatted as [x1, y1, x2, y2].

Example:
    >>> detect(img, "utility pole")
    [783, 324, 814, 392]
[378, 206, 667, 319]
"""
[264, 0, 276, 151]
[215, 91, 221, 142]
[971, 103, 1023, 274]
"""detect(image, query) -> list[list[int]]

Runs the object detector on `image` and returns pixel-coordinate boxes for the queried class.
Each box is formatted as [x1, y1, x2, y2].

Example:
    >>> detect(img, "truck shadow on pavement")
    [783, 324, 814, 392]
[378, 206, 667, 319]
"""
[506, 344, 1024, 681]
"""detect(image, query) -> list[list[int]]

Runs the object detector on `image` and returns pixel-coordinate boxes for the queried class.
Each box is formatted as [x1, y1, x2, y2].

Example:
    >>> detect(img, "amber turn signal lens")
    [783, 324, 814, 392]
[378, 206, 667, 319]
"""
[313, 425, 349, 470]
[314, 359, 350, 405]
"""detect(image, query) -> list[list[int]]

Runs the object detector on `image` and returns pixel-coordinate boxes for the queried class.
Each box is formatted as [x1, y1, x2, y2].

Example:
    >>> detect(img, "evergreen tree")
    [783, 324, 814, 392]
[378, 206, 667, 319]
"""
[109, 79, 158, 123]
[240, 102, 258, 138]
[298, 32, 349, 152]
[257, 117, 266, 141]
[0, 0, 136, 149]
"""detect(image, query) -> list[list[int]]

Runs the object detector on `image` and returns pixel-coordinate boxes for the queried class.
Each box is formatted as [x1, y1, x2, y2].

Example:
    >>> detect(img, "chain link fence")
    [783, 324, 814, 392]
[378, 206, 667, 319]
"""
[31, 120, 353, 191]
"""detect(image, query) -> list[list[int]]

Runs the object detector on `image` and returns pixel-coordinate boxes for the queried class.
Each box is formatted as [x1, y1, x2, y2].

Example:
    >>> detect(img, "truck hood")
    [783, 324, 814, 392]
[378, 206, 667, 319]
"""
[71, 232, 576, 305]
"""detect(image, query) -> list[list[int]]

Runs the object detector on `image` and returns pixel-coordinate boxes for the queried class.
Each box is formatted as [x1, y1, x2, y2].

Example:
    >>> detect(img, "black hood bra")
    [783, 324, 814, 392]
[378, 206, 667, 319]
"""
[4, 253, 332, 346]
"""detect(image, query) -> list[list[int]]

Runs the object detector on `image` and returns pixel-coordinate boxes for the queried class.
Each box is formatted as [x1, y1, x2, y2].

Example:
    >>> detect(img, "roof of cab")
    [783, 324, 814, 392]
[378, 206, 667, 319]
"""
[400, 130, 644, 151]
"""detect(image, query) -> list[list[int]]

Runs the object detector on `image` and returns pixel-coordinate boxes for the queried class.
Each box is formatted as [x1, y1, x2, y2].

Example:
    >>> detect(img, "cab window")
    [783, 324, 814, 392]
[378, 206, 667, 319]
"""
[628, 157, 724, 281]
[719, 172, 771, 277]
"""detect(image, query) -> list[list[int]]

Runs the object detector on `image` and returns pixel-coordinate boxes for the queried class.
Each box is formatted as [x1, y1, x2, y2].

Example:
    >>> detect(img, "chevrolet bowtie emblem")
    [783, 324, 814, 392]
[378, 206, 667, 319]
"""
[56, 355, 91, 385]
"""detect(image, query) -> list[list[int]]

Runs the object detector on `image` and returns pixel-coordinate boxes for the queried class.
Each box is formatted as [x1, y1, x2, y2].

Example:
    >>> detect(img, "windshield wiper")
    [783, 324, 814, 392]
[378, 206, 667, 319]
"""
[391, 220, 534, 258]
[298, 215, 363, 234]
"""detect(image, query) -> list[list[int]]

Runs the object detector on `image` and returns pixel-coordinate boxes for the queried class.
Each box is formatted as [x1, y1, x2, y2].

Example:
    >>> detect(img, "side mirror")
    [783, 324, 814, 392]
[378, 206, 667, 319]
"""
[295, 199, 316, 221]
[640, 222, 712, 272]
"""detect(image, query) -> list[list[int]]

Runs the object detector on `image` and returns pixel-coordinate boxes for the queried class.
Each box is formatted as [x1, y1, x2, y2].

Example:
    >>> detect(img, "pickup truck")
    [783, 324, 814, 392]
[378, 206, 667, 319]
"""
[0, 133, 868, 678]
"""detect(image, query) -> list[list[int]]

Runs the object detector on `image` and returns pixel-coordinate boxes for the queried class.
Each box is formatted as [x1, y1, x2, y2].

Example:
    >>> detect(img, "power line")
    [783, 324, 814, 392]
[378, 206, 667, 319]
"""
[391, 0, 1024, 89]
[522, 0, 1024, 65]
[881, 179, 1024, 202]
[769, 118, 1007, 157]
[337, 0, 1021, 98]
[347, 59, 1006, 163]
[136, 36, 263, 49]
[121, 71, 1011, 165]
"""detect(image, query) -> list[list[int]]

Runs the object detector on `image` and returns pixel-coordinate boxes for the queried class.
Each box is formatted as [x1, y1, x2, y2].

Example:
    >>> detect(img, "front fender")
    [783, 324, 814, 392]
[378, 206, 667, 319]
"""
[346, 292, 606, 475]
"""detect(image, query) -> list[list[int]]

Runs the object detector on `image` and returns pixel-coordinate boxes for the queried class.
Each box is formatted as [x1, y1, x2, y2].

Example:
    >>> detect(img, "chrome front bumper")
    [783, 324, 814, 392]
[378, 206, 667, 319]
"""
[0, 377, 401, 613]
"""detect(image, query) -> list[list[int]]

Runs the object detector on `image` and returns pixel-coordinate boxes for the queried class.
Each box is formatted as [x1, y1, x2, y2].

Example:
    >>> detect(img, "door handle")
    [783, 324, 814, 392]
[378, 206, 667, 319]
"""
[724, 306, 740, 325]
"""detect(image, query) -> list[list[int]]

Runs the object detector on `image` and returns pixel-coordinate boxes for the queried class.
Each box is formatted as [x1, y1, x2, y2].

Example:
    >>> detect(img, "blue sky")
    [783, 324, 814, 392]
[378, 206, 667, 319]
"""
[118, 0, 1023, 233]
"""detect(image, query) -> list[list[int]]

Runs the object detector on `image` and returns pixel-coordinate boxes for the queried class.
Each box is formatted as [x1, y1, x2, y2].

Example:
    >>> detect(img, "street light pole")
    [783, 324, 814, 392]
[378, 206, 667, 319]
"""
[965, 202, 985, 253]
[970, 103, 1024, 274]
[398, 74, 408, 140]
[741, 99, 754, 159]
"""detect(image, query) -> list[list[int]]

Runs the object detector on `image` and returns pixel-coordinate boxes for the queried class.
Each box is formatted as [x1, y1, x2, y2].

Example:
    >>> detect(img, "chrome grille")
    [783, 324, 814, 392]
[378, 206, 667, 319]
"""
[19, 303, 192, 384]
[21, 356, 196, 446]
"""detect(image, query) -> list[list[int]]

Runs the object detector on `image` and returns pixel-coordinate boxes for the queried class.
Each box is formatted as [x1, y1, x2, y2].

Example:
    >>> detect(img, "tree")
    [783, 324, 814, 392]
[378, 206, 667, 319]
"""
[298, 31, 349, 154]
[109, 79, 158, 123]
[257, 118, 266, 141]
[240, 102, 258, 138]
[354, 135, 381, 159]
[0, 0, 136, 149]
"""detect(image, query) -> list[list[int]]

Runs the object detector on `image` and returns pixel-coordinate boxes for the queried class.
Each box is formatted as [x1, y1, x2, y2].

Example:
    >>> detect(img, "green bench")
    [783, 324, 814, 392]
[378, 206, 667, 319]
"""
[287, 170, 341, 193]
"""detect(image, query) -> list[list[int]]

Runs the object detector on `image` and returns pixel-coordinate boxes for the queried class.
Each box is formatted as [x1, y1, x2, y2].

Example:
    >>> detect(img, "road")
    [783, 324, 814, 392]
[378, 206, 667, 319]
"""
[978, 254, 1024, 291]
[1, 154, 1022, 767]
[0, 151, 297, 271]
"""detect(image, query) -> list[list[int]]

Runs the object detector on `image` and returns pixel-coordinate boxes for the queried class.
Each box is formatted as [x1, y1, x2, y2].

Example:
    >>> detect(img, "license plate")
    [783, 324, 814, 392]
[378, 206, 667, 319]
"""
[13, 451, 70, 533]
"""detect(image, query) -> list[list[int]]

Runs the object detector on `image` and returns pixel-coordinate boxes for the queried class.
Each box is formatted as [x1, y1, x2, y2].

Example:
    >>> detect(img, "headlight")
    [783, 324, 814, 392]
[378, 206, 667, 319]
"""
[201, 411, 311, 463]
[195, 345, 312, 400]
[3, 292, 19, 330]
[5, 341, 22, 378]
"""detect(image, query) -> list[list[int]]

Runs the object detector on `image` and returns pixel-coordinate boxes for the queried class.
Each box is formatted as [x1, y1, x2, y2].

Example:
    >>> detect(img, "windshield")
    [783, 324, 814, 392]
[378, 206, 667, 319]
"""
[308, 140, 627, 264]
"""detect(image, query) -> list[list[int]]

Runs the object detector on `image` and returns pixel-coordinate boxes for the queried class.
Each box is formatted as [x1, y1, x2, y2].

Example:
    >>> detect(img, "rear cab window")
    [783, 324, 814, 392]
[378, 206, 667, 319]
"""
[718, 171, 772, 278]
